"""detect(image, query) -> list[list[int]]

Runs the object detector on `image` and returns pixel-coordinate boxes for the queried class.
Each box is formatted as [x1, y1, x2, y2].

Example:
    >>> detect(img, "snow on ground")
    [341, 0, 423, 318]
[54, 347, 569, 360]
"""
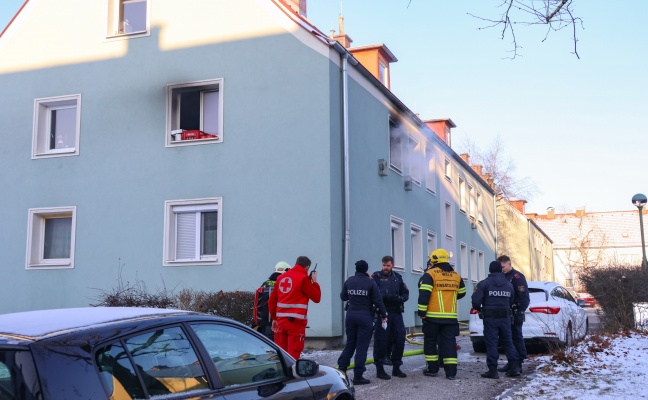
[500, 331, 648, 399]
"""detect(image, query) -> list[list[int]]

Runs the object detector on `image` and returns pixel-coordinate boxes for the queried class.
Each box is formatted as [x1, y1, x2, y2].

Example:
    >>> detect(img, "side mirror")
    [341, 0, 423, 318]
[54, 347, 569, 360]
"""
[577, 299, 586, 307]
[293, 359, 319, 377]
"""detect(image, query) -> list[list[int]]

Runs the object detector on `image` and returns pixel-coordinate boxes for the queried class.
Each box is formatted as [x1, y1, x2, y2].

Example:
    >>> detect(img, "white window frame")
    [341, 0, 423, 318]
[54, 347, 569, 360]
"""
[390, 216, 405, 270]
[379, 60, 389, 86]
[427, 230, 437, 262]
[166, 79, 224, 147]
[459, 177, 466, 213]
[468, 184, 475, 217]
[32, 95, 81, 159]
[411, 224, 423, 273]
[444, 158, 452, 181]
[459, 243, 468, 279]
[408, 136, 421, 185]
[106, 0, 151, 38]
[425, 147, 436, 194]
[444, 202, 453, 239]
[477, 191, 483, 222]
[26, 206, 76, 269]
[470, 247, 477, 282]
[389, 118, 403, 173]
[164, 198, 223, 266]
[478, 251, 485, 281]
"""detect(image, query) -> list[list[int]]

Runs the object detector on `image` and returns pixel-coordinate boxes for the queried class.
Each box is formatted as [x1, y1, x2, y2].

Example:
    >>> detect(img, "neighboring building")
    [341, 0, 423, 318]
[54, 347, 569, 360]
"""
[0, 0, 496, 341]
[498, 200, 554, 282]
[529, 207, 645, 289]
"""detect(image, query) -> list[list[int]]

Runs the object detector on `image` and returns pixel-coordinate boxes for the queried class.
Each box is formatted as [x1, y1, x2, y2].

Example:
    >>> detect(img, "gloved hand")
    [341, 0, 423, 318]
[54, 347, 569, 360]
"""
[418, 311, 426, 319]
[514, 313, 525, 325]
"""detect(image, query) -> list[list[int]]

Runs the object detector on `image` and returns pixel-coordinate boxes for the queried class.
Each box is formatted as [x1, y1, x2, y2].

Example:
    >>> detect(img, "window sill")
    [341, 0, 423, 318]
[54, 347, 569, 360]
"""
[445, 234, 453, 240]
[33, 148, 78, 159]
[164, 259, 221, 267]
[426, 188, 436, 195]
[445, 176, 452, 182]
[27, 262, 73, 269]
[106, 30, 150, 40]
[459, 209, 466, 215]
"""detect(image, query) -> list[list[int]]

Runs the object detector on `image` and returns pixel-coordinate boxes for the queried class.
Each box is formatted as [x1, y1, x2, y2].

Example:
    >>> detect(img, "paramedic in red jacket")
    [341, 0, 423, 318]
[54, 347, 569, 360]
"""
[269, 256, 321, 360]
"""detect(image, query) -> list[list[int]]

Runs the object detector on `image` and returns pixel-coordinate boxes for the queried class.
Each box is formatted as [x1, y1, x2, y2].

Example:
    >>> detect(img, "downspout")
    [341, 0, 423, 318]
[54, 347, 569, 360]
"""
[494, 196, 498, 261]
[527, 219, 534, 280]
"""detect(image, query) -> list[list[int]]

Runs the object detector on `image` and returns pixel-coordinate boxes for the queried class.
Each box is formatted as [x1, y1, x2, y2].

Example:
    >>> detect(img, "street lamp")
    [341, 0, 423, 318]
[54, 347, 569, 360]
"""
[632, 193, 648, 269]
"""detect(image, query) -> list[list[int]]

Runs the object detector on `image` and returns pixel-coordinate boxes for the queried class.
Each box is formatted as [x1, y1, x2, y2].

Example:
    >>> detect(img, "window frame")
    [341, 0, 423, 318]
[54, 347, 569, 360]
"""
[444, 202, 453, 239]
[408, 136, 421, 185]
[478, 251, 485, 281]
[459, 243, 468, 280]
[32, 94, 81, 159]
[389, 118, 403, 174]
[470, 247, 477, 282]
[164, 198, 223, 266]
[425, 147, 436, 194]
[459, 177, 466, 213]
[390, 216, 405, 270]
[477, 191, 483, 222]
[166, 79, 224, 147]
[468, 184, 475, 217]
[444, 158, 452, 181]
[410, 224, 423, 273]
[106, 0, 151, 39]
[427, 230, 437, 259]
[25, 206, 76, 269]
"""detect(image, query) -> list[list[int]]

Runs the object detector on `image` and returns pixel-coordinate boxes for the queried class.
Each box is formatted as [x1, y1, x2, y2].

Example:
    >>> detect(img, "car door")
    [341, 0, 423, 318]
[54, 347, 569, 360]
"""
[561, 287, 587, 338]
[189, 323, 314, 400]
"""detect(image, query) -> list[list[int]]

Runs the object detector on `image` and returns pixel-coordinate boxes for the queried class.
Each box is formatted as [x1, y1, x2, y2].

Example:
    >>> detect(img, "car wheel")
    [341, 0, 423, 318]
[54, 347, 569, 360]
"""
[564, 325, 573, 348]
[472, 342, 486, 353]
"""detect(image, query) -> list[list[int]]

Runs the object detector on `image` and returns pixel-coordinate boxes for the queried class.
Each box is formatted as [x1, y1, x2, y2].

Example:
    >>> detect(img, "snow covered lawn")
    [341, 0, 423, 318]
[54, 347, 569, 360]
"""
[501, 331, 648, 399]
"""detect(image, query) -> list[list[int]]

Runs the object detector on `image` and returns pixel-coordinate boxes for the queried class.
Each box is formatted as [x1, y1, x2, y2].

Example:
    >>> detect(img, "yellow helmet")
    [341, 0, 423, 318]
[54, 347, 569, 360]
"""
[429, 249, 449, 264]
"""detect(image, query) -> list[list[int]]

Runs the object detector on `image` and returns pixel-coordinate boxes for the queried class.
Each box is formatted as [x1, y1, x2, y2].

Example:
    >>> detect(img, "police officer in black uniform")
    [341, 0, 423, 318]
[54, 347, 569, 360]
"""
[472, 261, 521, 379]
[497, 255, 530, 372]
[338, 260, 388, 385]
[372, 255, 409, 379]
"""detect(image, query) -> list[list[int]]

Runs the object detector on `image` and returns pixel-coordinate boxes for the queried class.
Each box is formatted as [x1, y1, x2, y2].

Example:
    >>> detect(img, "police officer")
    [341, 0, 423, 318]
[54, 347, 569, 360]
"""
[417, 249, 466, 380]
[338, 260, 388, 385]
[253, 261, 291, 340]
[497, 255, 530, 373]
[472, 261, 521, 379]
[372, 255, 409, 379]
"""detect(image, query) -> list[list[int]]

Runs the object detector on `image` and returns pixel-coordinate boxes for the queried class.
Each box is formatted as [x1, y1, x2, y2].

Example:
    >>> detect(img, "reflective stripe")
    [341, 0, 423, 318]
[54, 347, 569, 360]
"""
[419, 284, 433, 292]
[276, 312, 306, 319]
[437, 291, 444, 311]
[417, 305, 427, 311]
[425, 312, 458, 318]
[458, 287, 466, 294]
[277, 302, 308, 309]
[424, 355, 439, 361]
[443, 358, 457, 365]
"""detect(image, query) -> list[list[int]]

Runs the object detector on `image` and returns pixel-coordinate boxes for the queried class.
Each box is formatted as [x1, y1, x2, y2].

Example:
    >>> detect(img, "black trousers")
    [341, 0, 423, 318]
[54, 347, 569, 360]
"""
[422, 320, 459, 376]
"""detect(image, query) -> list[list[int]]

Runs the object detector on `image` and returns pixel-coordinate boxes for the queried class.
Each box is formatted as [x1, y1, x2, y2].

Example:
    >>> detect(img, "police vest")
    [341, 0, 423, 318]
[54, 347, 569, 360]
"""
[425, 268, 462, 320]
[275, 269, 310, 320]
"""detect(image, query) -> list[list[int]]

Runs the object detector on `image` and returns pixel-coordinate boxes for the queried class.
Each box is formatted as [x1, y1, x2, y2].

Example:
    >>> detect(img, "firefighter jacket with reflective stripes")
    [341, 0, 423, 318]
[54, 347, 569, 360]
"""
[417, 263, 466, 322]
[269, 265, 321, 321]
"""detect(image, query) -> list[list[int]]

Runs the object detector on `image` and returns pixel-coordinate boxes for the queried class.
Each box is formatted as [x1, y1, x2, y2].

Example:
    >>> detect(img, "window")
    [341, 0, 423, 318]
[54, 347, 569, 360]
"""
[444, 202, 453, 238]
[427, 231, 437, 259]
[445, 126, 452, 147]
[107, 0, 149, 37]
[97, 326, 209, 398]
[390, 216, 405, 270]
[470, 248, 477, 282]
[32, 95, 81, 158]
[460, 243, 468, 279]
[0, 350, 41, 398]
[379, 61, 389, 86]
[191, 323, 286, 387]
[164, 198, 222, 266]
[408, 136, 421, 184]
[167, 79, 223, 146]
[26, 207, 76, 269]
[444, 158, 452, 181]
[389, 119, 403, 172]
[411, 224, 423, 273]
[425, 147, 435, 193]
[478, 251, 485, 281]
[477, 192, 483, 222]
[459, 177, 466, 212]
[469, 185, 475, 217]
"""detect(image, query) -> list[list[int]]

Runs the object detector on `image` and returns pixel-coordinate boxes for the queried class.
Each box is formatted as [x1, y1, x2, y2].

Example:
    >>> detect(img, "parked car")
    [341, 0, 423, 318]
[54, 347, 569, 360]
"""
[577, 292, 597, 307]
[469, 281, 589, 352]
[0, 307, 354, 400]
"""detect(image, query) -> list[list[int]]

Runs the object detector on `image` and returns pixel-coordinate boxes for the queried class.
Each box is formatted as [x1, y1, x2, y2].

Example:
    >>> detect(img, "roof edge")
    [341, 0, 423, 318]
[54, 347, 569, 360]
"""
[0, 0, 29, 39]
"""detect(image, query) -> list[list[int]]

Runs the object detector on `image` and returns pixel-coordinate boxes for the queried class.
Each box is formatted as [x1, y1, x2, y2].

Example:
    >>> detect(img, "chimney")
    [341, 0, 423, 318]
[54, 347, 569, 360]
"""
[286, 0, 307, 17]
[547, 207, 555, 219]
[423, 119, 456, 147]
[330, 14, 353, 48]
[510, 200, 527, 214]
[471, 164, 483, 176]
[575, 206, 586, 218]
[460, 153, 470, 165]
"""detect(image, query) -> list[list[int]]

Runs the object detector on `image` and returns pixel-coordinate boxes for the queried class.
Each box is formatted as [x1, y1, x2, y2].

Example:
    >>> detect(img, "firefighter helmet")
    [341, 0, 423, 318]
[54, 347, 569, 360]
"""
[274, 261, 291, 273]
[429, 249, 449, 264]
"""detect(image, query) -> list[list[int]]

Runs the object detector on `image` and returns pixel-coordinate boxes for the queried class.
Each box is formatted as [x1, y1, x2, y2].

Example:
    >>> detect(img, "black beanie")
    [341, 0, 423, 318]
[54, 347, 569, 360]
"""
[355, 260, 369, 273]
[489, 261, 503, 273]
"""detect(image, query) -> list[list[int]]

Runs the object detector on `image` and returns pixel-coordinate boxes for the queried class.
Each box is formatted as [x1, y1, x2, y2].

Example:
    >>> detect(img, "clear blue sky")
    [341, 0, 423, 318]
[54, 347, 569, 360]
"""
[2, 1, 647, 214]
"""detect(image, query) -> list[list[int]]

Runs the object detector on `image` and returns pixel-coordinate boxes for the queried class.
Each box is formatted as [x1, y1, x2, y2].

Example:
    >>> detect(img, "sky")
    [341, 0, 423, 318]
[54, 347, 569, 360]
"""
[2, 1, 647, 214]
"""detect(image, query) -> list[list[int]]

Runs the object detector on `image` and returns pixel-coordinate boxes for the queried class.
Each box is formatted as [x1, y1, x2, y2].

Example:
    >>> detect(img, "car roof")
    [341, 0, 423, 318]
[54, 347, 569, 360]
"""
[527, 281, 560, 291]
[0, 307, 197, 340]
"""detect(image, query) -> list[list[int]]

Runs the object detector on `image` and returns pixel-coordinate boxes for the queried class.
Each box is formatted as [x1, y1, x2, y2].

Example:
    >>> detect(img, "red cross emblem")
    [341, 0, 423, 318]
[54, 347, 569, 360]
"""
[278, 277, 292, 294]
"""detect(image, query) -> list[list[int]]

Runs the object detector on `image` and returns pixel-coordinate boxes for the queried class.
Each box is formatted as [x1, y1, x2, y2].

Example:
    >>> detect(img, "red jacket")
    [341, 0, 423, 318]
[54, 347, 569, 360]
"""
[269, 265, 321, 321]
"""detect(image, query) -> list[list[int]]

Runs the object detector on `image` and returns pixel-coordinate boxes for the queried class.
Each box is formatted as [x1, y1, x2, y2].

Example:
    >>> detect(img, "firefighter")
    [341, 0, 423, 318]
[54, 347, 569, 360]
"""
[497, 255, 530, 373]
[253, 261, 290, 340]
[472, 261, 521, 378]
[268, 256, 321, 360]
[372, 255, 409, 379]
[337, 260, 388, 385]
[417, 249, 466, 380]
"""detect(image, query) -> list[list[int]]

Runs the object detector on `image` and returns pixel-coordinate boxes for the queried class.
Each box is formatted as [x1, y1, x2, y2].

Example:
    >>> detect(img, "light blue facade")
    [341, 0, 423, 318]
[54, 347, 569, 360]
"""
[0, 0, 496, 338]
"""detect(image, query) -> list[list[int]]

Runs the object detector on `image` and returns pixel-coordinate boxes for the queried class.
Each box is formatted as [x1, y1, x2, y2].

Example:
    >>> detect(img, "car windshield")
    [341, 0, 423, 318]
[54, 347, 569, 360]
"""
[0, 349, 41, 399]
[529, 288, 547, 303]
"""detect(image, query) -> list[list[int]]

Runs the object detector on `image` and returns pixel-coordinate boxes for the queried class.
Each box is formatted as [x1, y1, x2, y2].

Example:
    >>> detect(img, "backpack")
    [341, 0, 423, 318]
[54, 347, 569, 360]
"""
[253, 280, 274, 325]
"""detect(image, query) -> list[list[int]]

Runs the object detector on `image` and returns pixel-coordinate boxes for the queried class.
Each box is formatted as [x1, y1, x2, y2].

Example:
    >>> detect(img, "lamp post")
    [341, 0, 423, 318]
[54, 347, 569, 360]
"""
[632, 193, 648, 269]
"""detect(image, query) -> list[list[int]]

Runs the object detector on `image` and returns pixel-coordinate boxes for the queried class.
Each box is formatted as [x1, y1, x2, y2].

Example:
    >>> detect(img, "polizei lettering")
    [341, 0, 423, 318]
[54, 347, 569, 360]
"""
[489, 290, 511, 297]
[348, 289, 368, 296]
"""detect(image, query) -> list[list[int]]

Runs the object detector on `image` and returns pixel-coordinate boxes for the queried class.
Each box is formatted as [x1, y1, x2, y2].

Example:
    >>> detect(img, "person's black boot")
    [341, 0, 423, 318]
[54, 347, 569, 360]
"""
[423, 362, 439, 377]
[383, 357, 393, 366]
[481, 367, 499, 379]
[376, 365, 391, 380]
[506, 362, 521, 377]
[352, 375, 370, 385]
[497, 363, 510, 372]
[392, 366, 407, 378]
